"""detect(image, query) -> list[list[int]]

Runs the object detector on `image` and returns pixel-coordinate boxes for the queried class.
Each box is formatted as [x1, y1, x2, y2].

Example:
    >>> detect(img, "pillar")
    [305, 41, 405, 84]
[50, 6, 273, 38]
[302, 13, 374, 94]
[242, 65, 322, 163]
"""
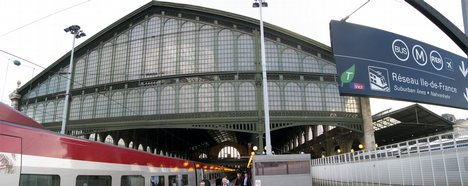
[360, 97, 376, 150]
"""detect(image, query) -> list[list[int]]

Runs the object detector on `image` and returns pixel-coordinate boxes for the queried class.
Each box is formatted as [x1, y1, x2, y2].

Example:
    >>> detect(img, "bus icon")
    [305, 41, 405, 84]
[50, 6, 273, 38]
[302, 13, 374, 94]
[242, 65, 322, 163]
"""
[368, 66, 390, 92]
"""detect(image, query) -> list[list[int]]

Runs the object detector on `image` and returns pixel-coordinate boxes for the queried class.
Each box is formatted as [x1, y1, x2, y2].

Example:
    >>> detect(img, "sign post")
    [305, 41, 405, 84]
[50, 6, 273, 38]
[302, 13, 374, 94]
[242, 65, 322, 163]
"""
[331, 20, 468, 110]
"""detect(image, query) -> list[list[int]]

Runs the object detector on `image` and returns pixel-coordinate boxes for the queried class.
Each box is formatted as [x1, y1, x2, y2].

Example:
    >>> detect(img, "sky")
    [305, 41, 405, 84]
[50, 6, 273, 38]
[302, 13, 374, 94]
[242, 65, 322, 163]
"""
[0, 0, 467, 120]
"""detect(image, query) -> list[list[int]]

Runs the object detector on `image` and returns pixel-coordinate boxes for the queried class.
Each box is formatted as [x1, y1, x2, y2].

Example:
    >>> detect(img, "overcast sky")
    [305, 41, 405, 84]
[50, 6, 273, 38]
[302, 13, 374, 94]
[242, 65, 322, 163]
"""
[0, 0, 467, 119]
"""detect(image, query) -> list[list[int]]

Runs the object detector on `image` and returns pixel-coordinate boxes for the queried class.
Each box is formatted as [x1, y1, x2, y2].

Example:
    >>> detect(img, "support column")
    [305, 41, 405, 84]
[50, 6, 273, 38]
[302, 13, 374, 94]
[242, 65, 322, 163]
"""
[360, 97, 375, 150]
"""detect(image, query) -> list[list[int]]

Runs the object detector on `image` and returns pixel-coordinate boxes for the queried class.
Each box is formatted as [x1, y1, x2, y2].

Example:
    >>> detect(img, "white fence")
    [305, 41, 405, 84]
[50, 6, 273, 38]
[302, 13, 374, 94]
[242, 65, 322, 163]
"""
[311, 132, 468, 185]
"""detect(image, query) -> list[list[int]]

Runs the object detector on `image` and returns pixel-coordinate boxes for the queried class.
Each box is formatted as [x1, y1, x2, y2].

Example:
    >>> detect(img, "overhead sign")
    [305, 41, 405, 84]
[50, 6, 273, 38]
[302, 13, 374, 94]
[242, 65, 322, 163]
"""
[330, 20, 468, 110]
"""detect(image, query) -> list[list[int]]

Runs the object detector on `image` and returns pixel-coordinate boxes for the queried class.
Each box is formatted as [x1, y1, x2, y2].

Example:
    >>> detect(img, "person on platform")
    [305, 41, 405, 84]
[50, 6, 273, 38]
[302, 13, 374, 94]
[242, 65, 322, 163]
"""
[202, 177, 211, 186]
[242, 172, 251, 186]
[234, 172, 243, 186]
[200, 181, 206, 186]
[221, 177, 229, 186]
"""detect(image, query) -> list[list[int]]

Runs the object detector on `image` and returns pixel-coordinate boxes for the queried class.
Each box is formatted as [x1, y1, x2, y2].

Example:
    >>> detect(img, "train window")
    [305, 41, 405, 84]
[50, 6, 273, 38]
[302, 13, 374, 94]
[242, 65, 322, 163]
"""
[76, 175, 111, 186]
[150, 176, 165, 186]
[168, 175, 178, 186]
[181, 175, 188, 186]
[20, 174, 60, 186]
[121, 175, 144, 186]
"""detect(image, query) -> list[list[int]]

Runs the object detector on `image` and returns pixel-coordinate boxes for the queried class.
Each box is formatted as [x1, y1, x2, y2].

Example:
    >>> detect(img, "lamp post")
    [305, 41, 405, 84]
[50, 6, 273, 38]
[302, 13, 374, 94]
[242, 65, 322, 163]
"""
[253, 0, 272, 155]
[61, 25, 86, 134]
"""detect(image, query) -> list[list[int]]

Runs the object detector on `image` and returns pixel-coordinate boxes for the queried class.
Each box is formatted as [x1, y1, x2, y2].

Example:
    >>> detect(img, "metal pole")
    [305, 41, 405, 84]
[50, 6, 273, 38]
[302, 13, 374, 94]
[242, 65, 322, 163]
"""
[258, 0, 272, 156]
[60, 34, 76, 134]
[462, 0, 468, 36]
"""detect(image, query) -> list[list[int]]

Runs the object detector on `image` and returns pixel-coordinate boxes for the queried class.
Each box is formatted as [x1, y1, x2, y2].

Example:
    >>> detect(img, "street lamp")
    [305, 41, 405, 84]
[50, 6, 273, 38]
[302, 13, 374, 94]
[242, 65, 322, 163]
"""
[252, 0, 272, 156]
[61, 25, 86, 134]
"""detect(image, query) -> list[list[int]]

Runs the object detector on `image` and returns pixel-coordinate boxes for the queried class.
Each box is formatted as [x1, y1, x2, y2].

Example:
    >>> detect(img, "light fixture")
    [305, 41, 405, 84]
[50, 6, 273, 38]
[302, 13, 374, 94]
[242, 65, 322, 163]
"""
[358, 144, 364, 149]
[253, 146, 258, 151]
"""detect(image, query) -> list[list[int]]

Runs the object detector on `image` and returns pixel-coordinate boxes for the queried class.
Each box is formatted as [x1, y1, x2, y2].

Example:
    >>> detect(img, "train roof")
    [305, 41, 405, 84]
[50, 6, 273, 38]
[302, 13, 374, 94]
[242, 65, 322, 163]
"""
[0, 102, 46, 130]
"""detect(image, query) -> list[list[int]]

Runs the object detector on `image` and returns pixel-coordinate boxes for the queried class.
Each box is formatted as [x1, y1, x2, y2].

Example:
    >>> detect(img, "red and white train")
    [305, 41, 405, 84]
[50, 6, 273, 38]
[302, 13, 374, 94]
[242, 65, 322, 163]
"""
[0, 102, 232, 186]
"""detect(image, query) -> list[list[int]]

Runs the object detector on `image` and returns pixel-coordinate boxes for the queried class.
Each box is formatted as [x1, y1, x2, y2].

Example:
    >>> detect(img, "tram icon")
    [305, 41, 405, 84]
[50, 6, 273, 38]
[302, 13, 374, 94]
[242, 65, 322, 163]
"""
[368, 66, 390, 92]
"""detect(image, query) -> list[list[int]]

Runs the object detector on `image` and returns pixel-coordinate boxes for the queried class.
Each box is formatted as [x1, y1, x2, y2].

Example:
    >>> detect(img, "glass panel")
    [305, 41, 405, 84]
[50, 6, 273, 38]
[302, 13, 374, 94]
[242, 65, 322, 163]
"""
[95, 95, 108, 118]
[99, 42, 113, 85]
[239, 83, 256, 111]
[322, 64, 336, 74]
[324, 84, 342, 111]
[162, 19, 178, 76]
[48, 75, 59, 94]
[44, 102, 55, 122]
[143, 88, 158, 115]
[303, 56, 319, 73]
[76, 175, 111, 186]
[255, 162, 287, 175]
[181, 175, 188, 186]
[284, 83, 301, 110]
[282, 49, 299, 72]
[121, 175, 144, 186]
[179, 85, 194, 113]
[55, 100, 64, 122]
[126, 89, 141, 116]
[20, 174, 60, 186]
[129, 25, 144, 80]
[58, 66, 68, 92]
[237, 35, 255, 71]
[110, 92, 124, 117]
[268, 82, 281, 110]
[180, 22, 196, 74]
[86, 51, 98, 86]
[145, 17, 161, 78]
[199, 84, 214, 112]
[81, 95, 94, 119]
[74, 58, 85, 88]
[37, 82, 47, 96]
[265, 41, 279, 71]
[160, 86, 175, 114]
[218, 29, 234, 71]
[113, 33, 129, 82]
[69, 97, 81, 120]
[150, 176, 165, 186]
[198, 25, 215, 73]
[287, 161, 310, 174]
[219, 83, 235, 111]
[305, 83, 322, 111]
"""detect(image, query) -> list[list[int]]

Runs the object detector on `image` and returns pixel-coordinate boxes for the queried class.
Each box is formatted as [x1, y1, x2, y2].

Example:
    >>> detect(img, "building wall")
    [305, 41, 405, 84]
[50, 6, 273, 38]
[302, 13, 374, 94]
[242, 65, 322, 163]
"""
[18, 5, 360, 127]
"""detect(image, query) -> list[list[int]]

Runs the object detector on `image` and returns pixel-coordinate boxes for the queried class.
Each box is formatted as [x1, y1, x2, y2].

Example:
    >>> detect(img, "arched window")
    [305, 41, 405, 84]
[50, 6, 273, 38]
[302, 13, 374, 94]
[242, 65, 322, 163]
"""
[69, 97, 81, 120]
[162, 19, 178, 76]
[99, 42, 113, 85]
[237, 35, 255, 71]
[105, 135, 114, 144]
[44, 102, 55, 122]
[113, 33, 129, 82]
[138, 144, 144, 151]
[265, 41, 279, 71]
[305, 83, 322, 111]
[85, 50, 98, 86]
[308, 127, 313, 141]
[128, 141, 134, 149]
[219, 83, 235, 111]
[282, 49, 299, 72]
[81, 95, 94, 119]
[317, 125, 324, 136]
[143, 88, 158, 115]
[344, 96, 359, 113]
[324, 84, 342, 111]
[48, 75, 59, 94]
[95, 95, 108, 118]
[199, 153, 208, 159]
[199, 84, 214, 112]
[239, 83, 256, 111]
[110, 91, 123, 117]
[179, 85, 194, 113]
[301, 132, 305, 144]
[218, 146, 240, 159]
[199, 25, 215, 73]
[268, 82, 281, 110]
[128, 24, 144, 80]
[74, 58, 85, 88]
[118, 138, 126, 147]
[322, 64, 337, 74]
[145, 17, 161, 78]
[284, 83, 301, 110]
[180, 22, 196, 74]
[34, 103, 44, 123]
[218, 29, 234, 71]
[55, 100, 64, 122]
[126, 89, 141, 116]
[160, 86, 175, 114]
[303, 56, 319, 73]
[147, 146, 152, 153]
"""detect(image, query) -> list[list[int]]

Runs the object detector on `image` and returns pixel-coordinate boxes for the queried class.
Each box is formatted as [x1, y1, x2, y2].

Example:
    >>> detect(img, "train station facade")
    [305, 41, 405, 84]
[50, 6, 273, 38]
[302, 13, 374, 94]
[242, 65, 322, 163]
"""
[13, 1, 363, 160]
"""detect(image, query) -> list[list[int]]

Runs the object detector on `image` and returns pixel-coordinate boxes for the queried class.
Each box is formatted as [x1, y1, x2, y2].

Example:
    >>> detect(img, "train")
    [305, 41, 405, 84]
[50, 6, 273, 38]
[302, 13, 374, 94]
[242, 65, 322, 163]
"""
[0, 102, 233, 186]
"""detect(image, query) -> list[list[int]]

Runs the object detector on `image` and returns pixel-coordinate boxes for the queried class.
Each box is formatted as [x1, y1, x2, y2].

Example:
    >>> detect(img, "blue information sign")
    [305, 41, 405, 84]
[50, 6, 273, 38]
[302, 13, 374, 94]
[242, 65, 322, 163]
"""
[330, 20, 468, 110]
